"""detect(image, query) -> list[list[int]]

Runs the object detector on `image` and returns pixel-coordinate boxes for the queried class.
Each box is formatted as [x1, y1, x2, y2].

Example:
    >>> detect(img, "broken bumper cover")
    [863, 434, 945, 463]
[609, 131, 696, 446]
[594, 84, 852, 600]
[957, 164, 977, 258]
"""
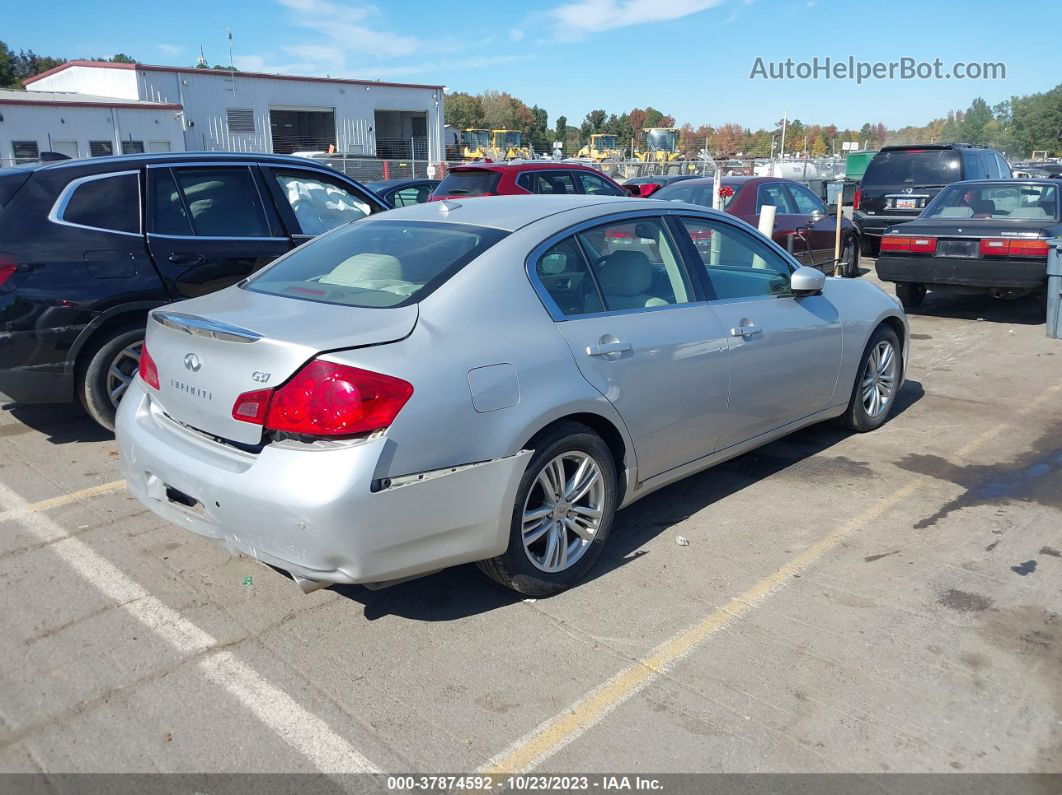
[116, 381, 530, 586]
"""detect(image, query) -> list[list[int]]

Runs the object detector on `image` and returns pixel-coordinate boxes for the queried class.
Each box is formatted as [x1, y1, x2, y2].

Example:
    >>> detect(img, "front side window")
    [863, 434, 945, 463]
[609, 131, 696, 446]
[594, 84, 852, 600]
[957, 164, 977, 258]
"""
[59, 172, 140, 234]
[247, 220, 507, 308]
[535, 236, 604, 316]
[272, 170, 372, 235]
[924, 183, 1059, 221]
[576, 217, 693, 310]
[577, 172, 624, 196]
[392, 185, 432, 206]
[171, 167, 269, 237]
[756, 183, 795, 214]
[679, 216, 792, 300]
[787, 184, 826, 215]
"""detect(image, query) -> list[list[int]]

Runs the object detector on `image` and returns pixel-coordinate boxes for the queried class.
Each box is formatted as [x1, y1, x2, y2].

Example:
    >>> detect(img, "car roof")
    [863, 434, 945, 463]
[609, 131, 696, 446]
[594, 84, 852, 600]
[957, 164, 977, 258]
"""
[655, 176, 760, 187]
[947, 178, 1061, 186]
[33, 150, 338, 173]
[449, 161, 603, 173]
[365, 194, 643, 231]
[878, 143, 987, 152]
[367, 178, 437, 188]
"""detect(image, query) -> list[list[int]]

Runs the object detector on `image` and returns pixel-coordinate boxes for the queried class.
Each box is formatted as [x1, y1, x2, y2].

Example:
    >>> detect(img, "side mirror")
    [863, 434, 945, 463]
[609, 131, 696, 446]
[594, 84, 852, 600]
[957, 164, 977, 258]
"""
[791, 266, 826, 295]
[807, 209, 826, 225]
[826, 202, 838, 214]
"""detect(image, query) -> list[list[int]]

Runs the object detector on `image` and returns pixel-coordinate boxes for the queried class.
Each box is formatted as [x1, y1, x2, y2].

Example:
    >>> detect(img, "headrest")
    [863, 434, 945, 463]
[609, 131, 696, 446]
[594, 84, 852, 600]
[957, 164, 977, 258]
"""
[598, 250, 653, 296]
[320, 253, 403, 286]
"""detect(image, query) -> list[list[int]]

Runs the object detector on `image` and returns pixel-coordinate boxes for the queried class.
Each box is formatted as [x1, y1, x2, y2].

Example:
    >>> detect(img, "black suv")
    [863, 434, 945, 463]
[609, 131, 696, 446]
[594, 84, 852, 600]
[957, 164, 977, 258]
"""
[0, 152, 387, 429]
[854, 143, 1012, 256]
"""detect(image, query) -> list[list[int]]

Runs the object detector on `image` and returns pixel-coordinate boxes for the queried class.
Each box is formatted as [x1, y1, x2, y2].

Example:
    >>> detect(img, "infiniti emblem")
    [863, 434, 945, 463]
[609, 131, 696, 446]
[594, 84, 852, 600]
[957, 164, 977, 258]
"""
[902, 187, 913, 194]
[184, 353, 202, 372]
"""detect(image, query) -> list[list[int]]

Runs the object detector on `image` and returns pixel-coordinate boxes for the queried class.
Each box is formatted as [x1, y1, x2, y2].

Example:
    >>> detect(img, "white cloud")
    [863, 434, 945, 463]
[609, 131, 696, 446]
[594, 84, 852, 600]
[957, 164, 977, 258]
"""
[548, 0, 727, 39]
[509, 29, 526, 42]
[158, 44, 182, 56]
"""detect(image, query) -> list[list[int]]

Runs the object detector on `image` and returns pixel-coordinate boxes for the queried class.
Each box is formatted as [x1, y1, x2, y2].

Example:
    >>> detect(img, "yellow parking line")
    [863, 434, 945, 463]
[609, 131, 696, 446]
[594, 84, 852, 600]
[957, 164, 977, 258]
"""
[479, 383, 1062, 774]
[0, 480, 126, 522]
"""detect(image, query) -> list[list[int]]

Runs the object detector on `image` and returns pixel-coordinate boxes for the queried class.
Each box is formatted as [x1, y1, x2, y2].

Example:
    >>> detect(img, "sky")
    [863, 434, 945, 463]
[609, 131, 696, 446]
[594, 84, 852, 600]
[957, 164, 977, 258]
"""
[5, 0, 1059, 130]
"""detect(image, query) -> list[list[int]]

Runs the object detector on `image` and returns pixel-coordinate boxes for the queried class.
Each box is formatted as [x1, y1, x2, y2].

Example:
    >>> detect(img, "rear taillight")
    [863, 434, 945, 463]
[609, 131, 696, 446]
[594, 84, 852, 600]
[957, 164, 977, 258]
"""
[231, 360, 413, 437]
[979, 238, 1050, 258]
[879, 236, 936, 254]
[853, 188, 862, 210]
[0, 254, 18, 288]
[979, 238, 1049, 258]
[138, 344, 160, 390]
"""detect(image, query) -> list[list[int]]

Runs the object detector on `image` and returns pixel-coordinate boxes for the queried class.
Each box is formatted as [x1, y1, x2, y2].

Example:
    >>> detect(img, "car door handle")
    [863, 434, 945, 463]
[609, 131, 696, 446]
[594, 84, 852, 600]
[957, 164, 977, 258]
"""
[730, 324, 763, 339]
[587, 341, 632, 356]
[168, 253, 207, 265]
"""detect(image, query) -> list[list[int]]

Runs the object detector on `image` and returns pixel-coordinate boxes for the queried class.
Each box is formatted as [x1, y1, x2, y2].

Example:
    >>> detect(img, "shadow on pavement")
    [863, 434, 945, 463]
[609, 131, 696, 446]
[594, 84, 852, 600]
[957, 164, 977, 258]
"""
[334, 379, 924, 621]
[0, 402, 113, 444]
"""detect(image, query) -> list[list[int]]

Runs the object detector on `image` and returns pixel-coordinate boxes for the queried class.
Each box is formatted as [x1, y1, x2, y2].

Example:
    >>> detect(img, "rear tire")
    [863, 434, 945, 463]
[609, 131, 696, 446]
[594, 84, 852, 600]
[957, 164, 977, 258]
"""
[477, 422, 618, 597]
[835, 325, 902, 433]
[895, 283, 926, 309]
[78, 324, 145, 432]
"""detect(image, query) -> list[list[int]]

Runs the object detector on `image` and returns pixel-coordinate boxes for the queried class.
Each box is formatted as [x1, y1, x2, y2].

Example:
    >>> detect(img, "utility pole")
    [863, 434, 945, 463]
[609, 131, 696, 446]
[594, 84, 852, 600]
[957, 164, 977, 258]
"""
[779, 110, 787, 162]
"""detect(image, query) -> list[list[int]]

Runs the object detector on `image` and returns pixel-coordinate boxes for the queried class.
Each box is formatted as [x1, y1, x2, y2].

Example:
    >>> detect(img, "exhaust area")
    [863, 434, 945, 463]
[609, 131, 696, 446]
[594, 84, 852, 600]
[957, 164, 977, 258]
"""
[291, 574, 331, 594]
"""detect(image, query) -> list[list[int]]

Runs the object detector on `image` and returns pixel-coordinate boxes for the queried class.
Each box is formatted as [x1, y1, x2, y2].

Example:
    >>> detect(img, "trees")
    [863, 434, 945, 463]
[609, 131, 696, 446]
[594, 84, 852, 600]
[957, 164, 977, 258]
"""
[445, 91, 485, 130]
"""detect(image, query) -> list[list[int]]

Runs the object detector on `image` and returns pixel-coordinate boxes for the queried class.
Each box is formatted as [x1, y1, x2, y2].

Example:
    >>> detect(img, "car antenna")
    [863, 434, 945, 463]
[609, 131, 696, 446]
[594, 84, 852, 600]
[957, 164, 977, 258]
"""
[439, 199, 462, 213]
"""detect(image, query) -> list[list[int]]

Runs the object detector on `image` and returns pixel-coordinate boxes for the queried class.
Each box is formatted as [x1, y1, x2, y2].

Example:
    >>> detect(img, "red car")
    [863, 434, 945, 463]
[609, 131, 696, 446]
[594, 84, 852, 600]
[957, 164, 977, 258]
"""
[651, 176, 861, 277]
[431, 162, 635, 201]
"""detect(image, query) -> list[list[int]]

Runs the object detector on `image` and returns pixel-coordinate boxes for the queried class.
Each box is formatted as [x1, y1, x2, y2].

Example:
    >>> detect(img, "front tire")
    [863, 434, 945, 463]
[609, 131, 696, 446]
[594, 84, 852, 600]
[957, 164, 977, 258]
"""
[835, 325, 902, 433]
[78, 325, 145, 431]
[839, 235, 860, 278]
[895, 282, 926, 309]
[478, 422, 618, 596]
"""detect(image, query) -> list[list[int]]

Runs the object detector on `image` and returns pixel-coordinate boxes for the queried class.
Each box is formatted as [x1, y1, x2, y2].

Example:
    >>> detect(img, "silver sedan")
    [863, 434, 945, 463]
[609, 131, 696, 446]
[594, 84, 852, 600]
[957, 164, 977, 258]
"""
[117, 195, 908, 596]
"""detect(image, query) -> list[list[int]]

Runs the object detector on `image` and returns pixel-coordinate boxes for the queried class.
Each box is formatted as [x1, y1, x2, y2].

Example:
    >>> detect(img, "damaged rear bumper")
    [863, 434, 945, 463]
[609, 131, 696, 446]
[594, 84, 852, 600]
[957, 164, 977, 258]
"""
[116, 381, 530, 587]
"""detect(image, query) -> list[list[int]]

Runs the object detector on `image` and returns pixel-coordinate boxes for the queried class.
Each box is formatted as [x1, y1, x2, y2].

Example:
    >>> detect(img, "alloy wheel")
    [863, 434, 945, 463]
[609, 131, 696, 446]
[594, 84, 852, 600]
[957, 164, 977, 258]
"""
[522, 451, 606, 573]
[106, 341, 143, 408]
[861, 340, 897, 418]
[842, 238, 857, 276]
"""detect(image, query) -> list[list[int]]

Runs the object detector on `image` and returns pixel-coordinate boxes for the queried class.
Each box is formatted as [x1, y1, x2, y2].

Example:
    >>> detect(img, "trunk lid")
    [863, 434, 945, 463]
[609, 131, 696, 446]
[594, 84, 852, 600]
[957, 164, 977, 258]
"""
[144, 287, 417, 444]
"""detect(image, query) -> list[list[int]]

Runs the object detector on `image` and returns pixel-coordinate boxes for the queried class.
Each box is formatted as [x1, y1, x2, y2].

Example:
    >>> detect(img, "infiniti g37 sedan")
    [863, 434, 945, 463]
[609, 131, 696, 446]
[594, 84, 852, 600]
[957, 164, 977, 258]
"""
[117, 195, 908, 596]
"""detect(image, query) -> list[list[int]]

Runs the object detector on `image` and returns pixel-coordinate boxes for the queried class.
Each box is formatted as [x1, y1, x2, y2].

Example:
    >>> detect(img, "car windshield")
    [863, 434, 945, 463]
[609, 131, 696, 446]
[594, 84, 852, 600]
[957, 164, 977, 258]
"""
[862, 150, 961, 186]
[653, 181, 740, 209]
[646, 130, 677, 151]
[435, 170, 501, 196]
[924, 183, 1059, 220]
[245, 220, 508, 308]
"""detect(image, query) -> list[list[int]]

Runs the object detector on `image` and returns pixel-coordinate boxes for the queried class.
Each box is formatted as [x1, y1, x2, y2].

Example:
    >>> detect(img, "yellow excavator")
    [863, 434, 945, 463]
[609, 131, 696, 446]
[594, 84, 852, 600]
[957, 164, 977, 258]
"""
[577, 133, 621, 162]
[462, 129, 491, 160]
[634, 127, 683, 162]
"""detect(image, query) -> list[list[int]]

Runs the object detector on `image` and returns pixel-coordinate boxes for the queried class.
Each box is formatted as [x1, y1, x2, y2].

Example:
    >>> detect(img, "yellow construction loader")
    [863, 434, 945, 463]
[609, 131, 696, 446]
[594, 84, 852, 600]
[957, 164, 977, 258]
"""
[489, 130, 531, 160]
[462, 129, 491, 160]
[577, 134, 621, 162]
[634, 127, 683, 162]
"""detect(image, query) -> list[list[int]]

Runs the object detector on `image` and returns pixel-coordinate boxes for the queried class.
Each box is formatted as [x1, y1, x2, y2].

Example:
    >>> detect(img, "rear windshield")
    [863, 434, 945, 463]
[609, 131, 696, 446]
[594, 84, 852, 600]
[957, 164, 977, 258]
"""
[435, 170, 501, 196]
[652, 182, 740, 209]
[862, 150, 961, 186]
[245, 220, 507, 308]
[924, 183, 1059, 221]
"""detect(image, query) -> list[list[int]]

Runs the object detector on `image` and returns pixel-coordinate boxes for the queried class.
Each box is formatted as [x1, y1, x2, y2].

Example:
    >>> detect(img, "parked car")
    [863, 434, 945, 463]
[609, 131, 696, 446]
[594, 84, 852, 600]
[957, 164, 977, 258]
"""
[117, 194, 908, 597]
[652, 176, 861, 276]
[622, 173, 702, 197]
[854, 143, 1012, 256]
[875, 179, 1060, 314]
[0, 152, 388, 429]
[366, 178, 440, 207]
[431, 162, 635, 201]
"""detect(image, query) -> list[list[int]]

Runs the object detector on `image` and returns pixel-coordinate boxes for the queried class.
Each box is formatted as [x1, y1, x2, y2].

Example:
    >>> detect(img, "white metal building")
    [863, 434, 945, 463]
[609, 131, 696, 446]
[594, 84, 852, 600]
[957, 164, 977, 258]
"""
[21, 60, 446, 162]
[0, 88, 184, 165]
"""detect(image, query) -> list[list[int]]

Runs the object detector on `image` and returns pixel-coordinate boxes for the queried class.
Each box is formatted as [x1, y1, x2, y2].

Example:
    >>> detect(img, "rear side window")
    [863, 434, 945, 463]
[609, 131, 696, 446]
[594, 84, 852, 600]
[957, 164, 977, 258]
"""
[171, 167, 269, 237]
[862, 150, 962, 185]
[57, 172, 140, 234]
[152, 168, 193, 235]
[520, 171, 578, 195]
[535, 236, 604, 316]
[246, 220, 507, 308]
[756, 183, 795, 213]
[435, 170, 501, 196]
